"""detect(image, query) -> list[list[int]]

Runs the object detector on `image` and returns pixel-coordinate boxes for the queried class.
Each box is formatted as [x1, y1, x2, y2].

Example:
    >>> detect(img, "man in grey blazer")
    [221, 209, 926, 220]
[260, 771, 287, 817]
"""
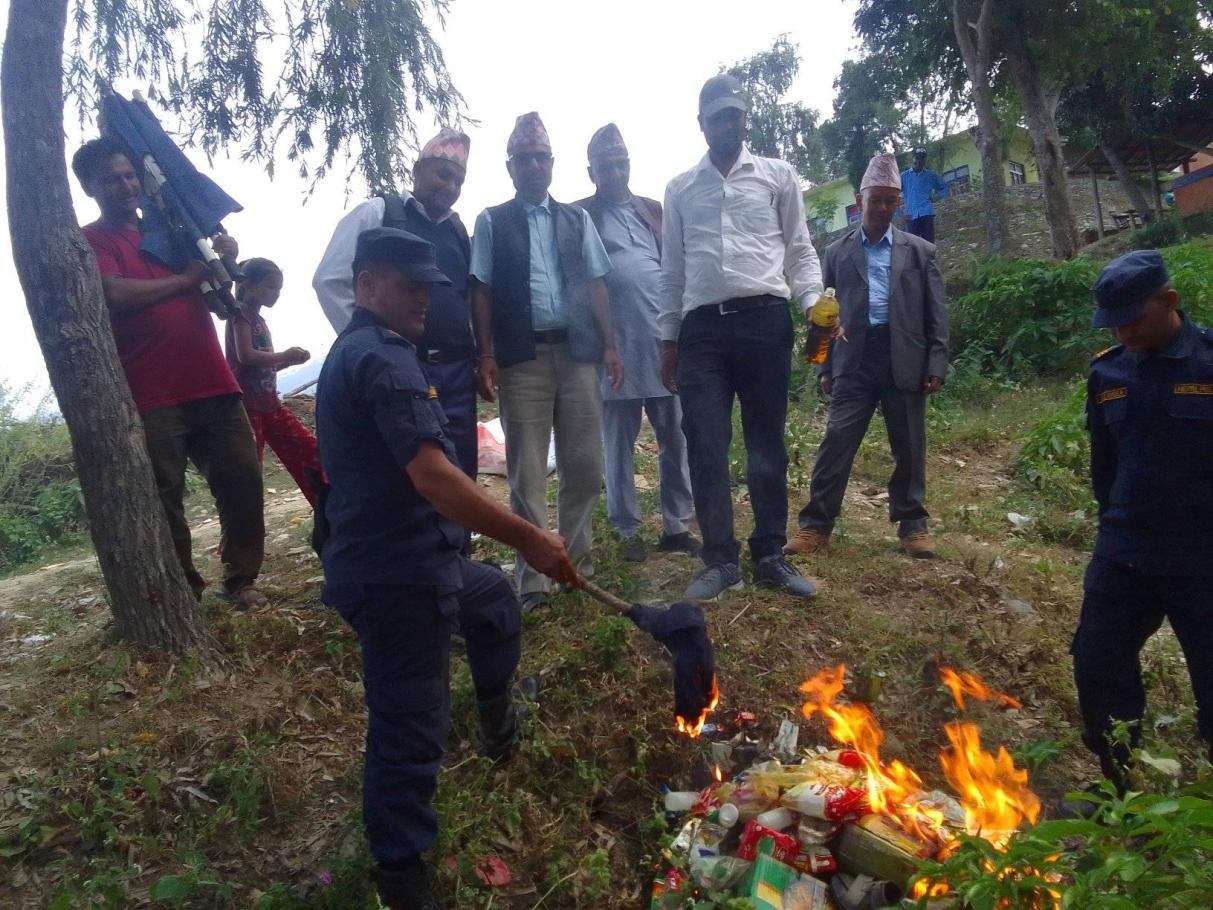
[787, 153, 949, 559]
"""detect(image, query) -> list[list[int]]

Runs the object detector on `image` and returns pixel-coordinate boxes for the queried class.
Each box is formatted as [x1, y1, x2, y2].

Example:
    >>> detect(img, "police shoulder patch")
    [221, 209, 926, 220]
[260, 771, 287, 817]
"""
[1091, 344, 1123, 363]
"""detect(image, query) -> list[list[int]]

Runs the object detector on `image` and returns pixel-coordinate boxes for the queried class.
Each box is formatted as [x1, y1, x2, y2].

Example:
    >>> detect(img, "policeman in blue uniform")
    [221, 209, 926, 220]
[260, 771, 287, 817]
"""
[316, 228, 578, 909]
[1074, 249, 1213, 790]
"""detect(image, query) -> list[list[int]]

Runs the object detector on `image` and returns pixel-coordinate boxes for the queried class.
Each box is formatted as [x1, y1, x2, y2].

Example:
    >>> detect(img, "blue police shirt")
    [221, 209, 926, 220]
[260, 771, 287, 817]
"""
[1086, 315, 1213, 575]
[316, 308, 464, 597]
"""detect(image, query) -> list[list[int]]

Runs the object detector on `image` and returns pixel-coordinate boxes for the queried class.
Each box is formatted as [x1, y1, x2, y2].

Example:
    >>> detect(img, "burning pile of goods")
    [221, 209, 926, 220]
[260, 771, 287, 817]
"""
[651, 665, 1047, 909]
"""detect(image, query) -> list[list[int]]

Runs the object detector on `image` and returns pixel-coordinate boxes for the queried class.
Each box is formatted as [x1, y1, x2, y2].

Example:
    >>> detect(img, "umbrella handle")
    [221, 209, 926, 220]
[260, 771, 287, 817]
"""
[577, 579, 633, 615]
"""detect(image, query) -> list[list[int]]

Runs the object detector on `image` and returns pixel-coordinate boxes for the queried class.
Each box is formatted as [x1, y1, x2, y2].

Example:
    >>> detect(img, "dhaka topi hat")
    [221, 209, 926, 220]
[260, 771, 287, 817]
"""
[860, 153, 902, 191]
[507, 112, 552, 157]
[418, 128, 470, 169]
[587, 123, 628, 162]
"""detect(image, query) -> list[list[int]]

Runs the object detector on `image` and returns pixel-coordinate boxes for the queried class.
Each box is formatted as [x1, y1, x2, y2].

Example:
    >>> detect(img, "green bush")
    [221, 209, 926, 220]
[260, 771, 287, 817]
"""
[911, 776, 1213, 909]
[951, 242, 1213, 381]
[1130, 216, 1185, 251]
[0, 383, 80, 571]
[1163, 241, 1213, 323]
[951, 257, 1101, 378]
[1015, 382, 1088, 484]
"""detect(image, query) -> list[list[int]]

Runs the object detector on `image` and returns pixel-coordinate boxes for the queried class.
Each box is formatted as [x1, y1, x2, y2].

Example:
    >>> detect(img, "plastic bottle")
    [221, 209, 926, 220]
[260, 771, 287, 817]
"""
[806, 288, 840, 366]
[664, 791, 700, 813]
[711, 802, 740, 829]
[755, 806, 795, 830]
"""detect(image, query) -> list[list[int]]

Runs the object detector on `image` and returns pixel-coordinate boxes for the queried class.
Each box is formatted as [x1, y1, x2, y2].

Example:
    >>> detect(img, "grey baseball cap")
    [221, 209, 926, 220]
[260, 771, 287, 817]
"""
[698, 74, 748, 118]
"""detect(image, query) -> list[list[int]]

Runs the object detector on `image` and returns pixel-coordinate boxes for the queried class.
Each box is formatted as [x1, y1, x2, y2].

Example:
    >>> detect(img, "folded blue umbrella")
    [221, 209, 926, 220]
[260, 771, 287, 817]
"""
[99, 89, 243, 271]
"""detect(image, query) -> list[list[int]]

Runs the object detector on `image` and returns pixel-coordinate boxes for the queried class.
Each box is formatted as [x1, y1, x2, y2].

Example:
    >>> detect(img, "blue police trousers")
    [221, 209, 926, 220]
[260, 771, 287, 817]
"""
[332, 559, 521, 865]
[1072, 556, 1213, 772]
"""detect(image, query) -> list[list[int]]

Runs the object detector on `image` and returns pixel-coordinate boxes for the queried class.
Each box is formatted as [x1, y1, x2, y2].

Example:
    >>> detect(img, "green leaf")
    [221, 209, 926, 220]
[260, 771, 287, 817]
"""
[150, 874, 193, 903]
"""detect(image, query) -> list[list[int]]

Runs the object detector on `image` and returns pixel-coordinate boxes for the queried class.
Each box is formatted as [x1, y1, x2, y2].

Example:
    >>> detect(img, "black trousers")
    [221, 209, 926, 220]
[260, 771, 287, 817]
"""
[1072, 556, 1213, 773]
[905, 215, 935, 243]
[677, 303, 793, 566]
[799, 326, 928, 536]
[329, 558, 521, 865]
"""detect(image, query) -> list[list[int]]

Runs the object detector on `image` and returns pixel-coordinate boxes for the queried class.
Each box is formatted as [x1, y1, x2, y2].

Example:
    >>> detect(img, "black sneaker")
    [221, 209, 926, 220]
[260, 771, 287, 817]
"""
[658, 531, 702, 556]
[755, 555, 817, 598]
[376, 858, 438, 910]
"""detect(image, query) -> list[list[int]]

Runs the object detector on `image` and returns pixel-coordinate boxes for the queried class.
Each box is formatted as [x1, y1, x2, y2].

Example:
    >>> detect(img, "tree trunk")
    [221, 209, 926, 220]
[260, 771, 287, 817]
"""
[2, 0, 211, 653]
[1100, 141, 1155, 223]
[952, 0, 1010, 256]
[1004, 37, 1079, 259]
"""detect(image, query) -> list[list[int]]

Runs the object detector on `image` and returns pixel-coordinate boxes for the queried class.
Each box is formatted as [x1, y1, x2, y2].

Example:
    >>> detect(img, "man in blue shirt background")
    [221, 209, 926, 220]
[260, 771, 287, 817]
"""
[900, 148, 949, 243]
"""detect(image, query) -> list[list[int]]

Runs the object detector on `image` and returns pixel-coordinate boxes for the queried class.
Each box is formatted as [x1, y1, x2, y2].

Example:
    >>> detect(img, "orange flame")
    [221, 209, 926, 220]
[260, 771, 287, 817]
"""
[675, 676, 720, 739]
[797, 664, 1040, 857]
[939, 666, 1022, 711]
[939, 723, 1040, 846]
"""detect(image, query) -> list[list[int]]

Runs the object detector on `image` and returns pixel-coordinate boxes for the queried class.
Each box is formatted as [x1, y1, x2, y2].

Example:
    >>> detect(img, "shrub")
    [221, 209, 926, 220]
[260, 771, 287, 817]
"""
[911, 776, 1213, 909]
[1130, 216, 1185, 251]
[1015, 382, 1088, 485]
[951, 258, 1101, 378]
[950, 242, 1213, 381]
[1163, 240, 1213, 323]
[0, 383, 80, 571]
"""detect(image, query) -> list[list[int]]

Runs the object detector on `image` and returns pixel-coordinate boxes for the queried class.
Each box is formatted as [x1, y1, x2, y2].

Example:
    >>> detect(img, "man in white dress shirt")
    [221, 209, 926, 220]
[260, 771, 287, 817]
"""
[659, 74, 824, 601]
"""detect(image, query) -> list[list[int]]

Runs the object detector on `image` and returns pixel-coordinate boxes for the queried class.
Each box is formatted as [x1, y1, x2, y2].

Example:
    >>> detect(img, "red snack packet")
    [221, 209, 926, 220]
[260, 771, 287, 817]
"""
[736, 819, 801, 864]
[792, 846, 837, 875]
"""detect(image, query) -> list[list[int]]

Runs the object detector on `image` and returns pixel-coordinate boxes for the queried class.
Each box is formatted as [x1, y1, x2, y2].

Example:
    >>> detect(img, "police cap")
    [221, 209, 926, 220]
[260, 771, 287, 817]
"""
[353, 227, 451, 286]
[1092, 249, 1169, 328]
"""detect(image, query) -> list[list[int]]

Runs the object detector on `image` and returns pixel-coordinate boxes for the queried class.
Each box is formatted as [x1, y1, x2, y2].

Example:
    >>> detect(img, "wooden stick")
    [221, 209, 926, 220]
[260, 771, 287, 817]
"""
[578, 579, 635, 615]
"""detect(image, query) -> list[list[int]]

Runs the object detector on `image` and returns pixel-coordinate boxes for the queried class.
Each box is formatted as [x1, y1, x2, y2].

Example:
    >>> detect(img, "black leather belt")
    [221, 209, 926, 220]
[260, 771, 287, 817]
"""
[419, 348, 474, 364]
[716, 294, 786, 314]
[533, 329, 569, 344]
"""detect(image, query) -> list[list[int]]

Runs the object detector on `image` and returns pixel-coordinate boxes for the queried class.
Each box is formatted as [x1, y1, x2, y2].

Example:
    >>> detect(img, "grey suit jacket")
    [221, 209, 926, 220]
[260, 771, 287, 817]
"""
[820, 226, 949, 392]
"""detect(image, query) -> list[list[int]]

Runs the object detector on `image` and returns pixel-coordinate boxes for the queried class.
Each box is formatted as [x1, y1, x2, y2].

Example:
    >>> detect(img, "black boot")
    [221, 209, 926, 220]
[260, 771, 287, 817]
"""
[477, 677, 539, 763]
[375, 858, 438, 910]
[478, 691, 518, 763]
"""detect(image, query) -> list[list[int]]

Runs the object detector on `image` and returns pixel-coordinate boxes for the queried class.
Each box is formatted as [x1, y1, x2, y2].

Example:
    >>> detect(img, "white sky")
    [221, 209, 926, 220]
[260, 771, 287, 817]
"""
[0, 0, 859, 406]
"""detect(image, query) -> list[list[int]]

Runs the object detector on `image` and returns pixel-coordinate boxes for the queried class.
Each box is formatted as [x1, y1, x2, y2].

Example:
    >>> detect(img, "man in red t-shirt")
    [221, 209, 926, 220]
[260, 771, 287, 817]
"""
[72, 136, 266, 608]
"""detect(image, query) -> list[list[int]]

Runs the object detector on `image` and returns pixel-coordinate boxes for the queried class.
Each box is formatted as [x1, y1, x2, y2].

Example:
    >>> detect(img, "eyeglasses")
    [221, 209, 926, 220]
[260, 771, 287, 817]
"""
[510, 152, 553, 166]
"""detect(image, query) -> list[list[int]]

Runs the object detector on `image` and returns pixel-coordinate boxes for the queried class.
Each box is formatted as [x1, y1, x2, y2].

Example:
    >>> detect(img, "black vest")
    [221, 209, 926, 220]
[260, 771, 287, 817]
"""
[381, 195, 473, 353]
[487, 197, 602, 368]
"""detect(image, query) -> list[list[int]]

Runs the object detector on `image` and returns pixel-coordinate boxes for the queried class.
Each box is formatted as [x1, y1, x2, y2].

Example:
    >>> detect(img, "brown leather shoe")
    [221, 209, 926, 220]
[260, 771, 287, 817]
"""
[784, 527, 831, 556]
[900, 531, 935, 559]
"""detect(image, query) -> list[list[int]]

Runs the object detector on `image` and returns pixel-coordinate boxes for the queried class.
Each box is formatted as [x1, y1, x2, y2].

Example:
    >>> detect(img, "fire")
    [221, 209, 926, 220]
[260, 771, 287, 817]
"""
[939, 666, 1022, 711]
[940, 723, 1040, 847]
[798, 664, 1040, 857]
[675, 675, 720, 738]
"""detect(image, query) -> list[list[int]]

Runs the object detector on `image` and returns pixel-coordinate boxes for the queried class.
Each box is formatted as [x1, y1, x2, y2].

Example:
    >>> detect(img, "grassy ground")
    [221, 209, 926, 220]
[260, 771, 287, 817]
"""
[1, 378, 1208, 909]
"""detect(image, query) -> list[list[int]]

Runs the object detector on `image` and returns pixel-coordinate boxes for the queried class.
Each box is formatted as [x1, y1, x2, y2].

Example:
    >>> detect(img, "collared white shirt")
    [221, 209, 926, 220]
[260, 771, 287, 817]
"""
[658, 145, 822, 341]
[313, 192, 454, 333]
